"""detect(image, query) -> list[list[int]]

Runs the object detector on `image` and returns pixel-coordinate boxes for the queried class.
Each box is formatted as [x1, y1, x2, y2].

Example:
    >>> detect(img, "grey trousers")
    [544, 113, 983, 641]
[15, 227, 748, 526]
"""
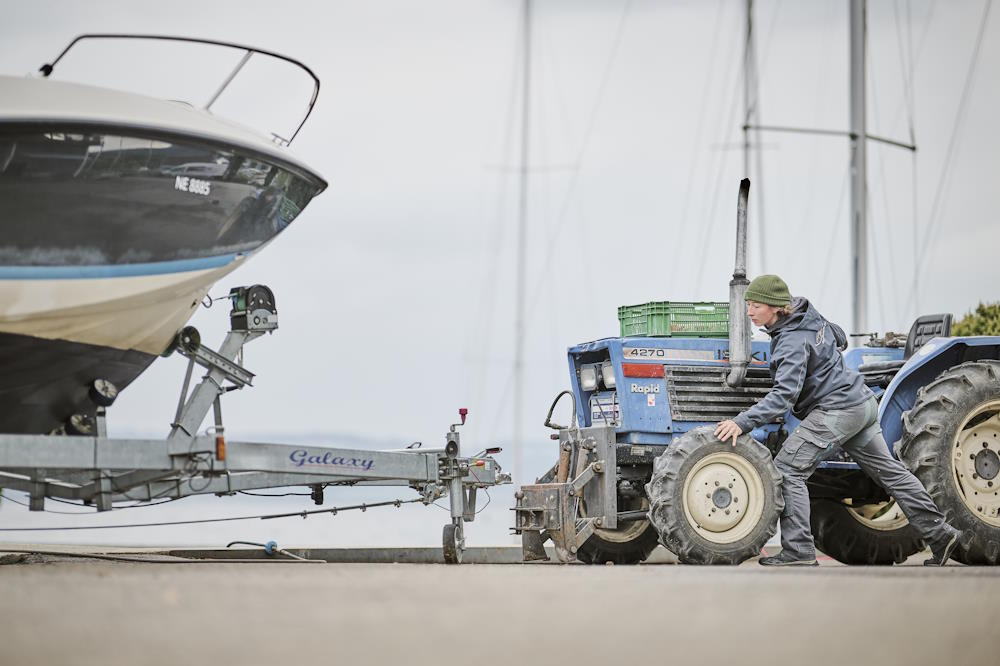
[773, 395, 952, 558]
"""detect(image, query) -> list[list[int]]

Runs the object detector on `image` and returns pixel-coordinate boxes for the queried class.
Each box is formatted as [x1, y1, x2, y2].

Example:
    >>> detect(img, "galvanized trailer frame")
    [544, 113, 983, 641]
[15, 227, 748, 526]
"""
[0, 285, 509, 564]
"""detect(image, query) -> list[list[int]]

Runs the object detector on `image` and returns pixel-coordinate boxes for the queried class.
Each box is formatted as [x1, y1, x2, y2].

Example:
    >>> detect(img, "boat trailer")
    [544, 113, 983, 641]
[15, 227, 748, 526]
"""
[0, 285, 509, 564]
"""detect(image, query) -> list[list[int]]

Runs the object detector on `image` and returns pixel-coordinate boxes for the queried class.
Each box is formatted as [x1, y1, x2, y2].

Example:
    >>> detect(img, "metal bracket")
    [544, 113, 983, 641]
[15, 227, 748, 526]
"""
[513, 425, 617, 562]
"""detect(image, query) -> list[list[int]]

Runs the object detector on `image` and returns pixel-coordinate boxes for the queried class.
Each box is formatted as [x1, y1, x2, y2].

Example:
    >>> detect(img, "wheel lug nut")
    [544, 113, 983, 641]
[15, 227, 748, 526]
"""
[725, 509, 731, 515]
[733, 497, 739, 503]
[728, 483, 733, 489]
[715, 481, 720, 487]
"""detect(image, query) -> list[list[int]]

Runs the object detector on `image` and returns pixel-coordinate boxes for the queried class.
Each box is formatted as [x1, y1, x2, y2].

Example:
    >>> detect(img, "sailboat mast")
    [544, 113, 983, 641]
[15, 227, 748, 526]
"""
[513, 0, 531, 485]
[743, 0, 753, 184]
[743, 0, 766, 273]
[849, 0, 868, 334]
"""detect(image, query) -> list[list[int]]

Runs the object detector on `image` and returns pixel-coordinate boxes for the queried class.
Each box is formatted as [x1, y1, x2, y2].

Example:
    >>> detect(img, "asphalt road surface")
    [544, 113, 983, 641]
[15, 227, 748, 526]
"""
[1, 555, 997, 666]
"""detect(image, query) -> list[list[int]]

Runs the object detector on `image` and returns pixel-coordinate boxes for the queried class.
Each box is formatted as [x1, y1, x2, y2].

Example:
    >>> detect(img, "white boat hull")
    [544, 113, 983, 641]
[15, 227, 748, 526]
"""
[0, 255, 246, 355]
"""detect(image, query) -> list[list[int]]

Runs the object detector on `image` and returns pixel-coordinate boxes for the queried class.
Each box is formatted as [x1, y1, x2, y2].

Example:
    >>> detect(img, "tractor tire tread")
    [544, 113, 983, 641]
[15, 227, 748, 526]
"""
[645, 427, 782, 565]
[809, 499, 923, 565]
[899, 360, 1000, 565]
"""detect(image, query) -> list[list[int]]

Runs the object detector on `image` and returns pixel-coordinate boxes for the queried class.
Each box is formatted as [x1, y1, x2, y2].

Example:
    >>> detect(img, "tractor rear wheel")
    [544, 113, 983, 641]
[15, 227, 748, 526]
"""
[899, 360, 1000, 565]
[646, 426, 783, 565]
[575, 496, 660, 565]
[810, 498, 922, 565]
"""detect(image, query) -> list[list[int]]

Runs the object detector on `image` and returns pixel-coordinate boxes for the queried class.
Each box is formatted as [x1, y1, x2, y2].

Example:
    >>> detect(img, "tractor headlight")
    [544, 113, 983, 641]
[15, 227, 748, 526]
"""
[580, 365, 598, 392]
[601, 360, 616, 389]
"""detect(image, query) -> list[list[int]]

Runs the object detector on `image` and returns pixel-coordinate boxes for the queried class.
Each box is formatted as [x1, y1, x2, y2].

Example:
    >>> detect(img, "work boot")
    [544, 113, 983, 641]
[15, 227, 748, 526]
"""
[758, 550, 819, 567]
[923, 528, 968, 566]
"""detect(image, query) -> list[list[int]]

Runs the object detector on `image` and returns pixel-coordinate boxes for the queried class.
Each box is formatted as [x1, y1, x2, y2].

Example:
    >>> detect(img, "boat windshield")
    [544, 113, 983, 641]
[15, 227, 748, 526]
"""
[38, 34, 320, 147]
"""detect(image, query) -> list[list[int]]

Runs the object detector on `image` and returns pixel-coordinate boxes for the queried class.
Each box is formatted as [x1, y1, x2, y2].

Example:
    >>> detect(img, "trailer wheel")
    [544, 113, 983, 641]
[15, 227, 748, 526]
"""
[900, 360, 1000, 565]
[645, 426, 783, 565]
[575, 497, 660, 565]
[810, 499, 922, 565]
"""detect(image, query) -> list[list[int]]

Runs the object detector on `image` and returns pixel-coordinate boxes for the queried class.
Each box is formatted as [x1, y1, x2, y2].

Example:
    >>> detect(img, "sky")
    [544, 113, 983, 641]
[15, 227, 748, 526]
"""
[0, 0, 998, 547]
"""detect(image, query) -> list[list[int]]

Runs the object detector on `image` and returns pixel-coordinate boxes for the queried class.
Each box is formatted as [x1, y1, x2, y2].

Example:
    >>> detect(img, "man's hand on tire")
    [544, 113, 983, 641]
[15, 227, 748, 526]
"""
[714, 420, 743, 447]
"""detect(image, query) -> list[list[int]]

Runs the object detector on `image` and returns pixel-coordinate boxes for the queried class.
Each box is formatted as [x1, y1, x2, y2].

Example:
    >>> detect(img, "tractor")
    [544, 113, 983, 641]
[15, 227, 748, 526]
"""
[514, 179, 1000, 565]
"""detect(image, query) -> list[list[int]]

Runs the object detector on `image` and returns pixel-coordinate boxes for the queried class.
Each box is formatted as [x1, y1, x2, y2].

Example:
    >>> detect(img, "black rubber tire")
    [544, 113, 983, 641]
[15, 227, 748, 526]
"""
[810, 499, 923, 565]
[442, 523, 463, 564]
[575, 516, 660, 565]
[899, 360, 1000, 565]
[645, 426, 783, 565]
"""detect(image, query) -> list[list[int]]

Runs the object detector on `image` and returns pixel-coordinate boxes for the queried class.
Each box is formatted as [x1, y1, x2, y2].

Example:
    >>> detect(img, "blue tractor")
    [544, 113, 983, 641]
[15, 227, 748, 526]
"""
[514, 180, 1000, 565]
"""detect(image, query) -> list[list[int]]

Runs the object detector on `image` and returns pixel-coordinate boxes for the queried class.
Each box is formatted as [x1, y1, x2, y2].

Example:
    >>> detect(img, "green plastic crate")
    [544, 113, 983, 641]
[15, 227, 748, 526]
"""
[617, 301, 730, 338]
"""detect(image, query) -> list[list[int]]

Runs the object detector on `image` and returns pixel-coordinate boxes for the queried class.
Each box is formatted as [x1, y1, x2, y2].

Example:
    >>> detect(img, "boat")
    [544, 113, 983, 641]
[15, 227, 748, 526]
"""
[0, 34, 327, 434]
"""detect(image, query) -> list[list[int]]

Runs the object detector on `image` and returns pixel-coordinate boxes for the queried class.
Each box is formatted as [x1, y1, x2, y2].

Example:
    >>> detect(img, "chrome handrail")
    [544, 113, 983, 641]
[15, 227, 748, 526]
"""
[39, 33, 321, 146]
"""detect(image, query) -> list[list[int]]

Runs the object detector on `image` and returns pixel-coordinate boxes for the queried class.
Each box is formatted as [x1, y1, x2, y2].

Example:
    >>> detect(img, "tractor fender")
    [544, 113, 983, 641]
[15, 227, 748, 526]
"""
[878, 336, 1000, 456]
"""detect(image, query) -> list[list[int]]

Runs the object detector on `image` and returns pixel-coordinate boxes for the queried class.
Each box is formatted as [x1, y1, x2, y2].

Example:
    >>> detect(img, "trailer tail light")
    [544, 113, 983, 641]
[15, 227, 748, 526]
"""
[622, 363, 665, 378]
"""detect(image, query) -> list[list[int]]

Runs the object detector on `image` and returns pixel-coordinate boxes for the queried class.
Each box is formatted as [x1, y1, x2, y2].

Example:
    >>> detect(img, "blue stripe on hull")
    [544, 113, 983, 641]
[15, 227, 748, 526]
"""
[0, 254, 239, 280]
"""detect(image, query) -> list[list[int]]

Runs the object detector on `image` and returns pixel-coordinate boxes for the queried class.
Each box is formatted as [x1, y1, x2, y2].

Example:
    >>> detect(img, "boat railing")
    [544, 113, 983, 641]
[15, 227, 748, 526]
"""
[38, 33, 321, 147]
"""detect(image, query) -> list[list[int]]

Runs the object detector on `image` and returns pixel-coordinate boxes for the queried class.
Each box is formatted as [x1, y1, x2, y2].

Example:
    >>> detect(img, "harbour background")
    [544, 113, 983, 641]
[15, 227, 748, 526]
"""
[1, 0, 998, 548]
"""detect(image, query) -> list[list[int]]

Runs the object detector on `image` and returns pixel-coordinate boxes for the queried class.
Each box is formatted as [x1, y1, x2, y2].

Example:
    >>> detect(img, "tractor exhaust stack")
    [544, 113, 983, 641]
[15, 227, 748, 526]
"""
[726, 178, 751, 387]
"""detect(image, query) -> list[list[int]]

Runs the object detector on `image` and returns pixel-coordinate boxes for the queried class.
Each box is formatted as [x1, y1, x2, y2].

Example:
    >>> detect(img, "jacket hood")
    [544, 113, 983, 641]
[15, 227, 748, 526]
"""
[768, 296, 824, 334]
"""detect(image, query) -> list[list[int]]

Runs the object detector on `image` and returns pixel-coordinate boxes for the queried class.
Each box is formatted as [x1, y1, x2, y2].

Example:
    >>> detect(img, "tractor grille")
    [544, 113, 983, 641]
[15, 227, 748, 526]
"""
[665, 366, 774, 421]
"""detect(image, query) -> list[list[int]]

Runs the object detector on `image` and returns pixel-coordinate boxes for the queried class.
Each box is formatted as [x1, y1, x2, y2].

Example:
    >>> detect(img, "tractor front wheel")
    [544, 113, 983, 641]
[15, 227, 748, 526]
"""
[646, 427, 783, 564]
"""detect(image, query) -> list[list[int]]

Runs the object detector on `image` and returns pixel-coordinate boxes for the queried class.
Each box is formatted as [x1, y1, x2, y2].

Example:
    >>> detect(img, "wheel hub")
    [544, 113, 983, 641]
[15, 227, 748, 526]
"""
[974, 448, 1000, 481]
[681, 451, 766, 544]
[712, 487, 733, 509]
[952, 400, 1000, 526]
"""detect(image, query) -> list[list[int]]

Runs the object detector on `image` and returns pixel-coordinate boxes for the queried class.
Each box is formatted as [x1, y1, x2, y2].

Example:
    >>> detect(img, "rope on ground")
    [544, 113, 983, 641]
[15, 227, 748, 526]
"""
[0, 549, 323, 564]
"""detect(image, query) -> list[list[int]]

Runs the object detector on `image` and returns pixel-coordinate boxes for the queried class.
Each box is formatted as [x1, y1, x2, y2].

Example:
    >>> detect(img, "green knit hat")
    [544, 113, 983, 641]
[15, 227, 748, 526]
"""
[745, 274, 791, 307]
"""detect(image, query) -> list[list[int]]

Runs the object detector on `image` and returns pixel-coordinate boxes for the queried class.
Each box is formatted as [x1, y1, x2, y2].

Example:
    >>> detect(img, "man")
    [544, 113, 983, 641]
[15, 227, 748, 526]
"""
[714, 274, 963, 566]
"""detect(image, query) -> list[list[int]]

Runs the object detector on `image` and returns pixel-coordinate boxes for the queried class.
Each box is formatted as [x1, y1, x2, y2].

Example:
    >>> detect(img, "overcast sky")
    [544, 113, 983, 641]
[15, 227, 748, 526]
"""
[1, 0, 997, 547]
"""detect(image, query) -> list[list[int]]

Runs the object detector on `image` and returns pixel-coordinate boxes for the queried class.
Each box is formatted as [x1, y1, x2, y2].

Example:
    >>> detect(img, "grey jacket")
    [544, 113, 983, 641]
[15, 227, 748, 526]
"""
[731, 297, 872, 433]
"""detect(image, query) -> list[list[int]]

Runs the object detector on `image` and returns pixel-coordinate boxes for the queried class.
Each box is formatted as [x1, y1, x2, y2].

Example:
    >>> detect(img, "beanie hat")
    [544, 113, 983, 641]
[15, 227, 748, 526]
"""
[745, 274, 791, 307]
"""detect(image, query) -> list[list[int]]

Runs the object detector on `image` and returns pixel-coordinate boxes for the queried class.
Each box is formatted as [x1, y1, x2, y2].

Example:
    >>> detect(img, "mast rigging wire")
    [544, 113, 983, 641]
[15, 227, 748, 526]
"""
[665, 0, 727, 291]
[907, 0, 992, 314]
[485, 0, 633, 442]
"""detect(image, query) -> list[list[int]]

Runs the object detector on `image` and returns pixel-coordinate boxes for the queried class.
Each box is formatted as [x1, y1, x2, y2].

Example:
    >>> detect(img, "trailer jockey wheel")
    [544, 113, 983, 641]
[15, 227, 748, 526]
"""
[645, 426, 783, 565]
[443, 521, 465, 564]
[900, 360, 1000, 565]
[809, 498, 922, 565]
